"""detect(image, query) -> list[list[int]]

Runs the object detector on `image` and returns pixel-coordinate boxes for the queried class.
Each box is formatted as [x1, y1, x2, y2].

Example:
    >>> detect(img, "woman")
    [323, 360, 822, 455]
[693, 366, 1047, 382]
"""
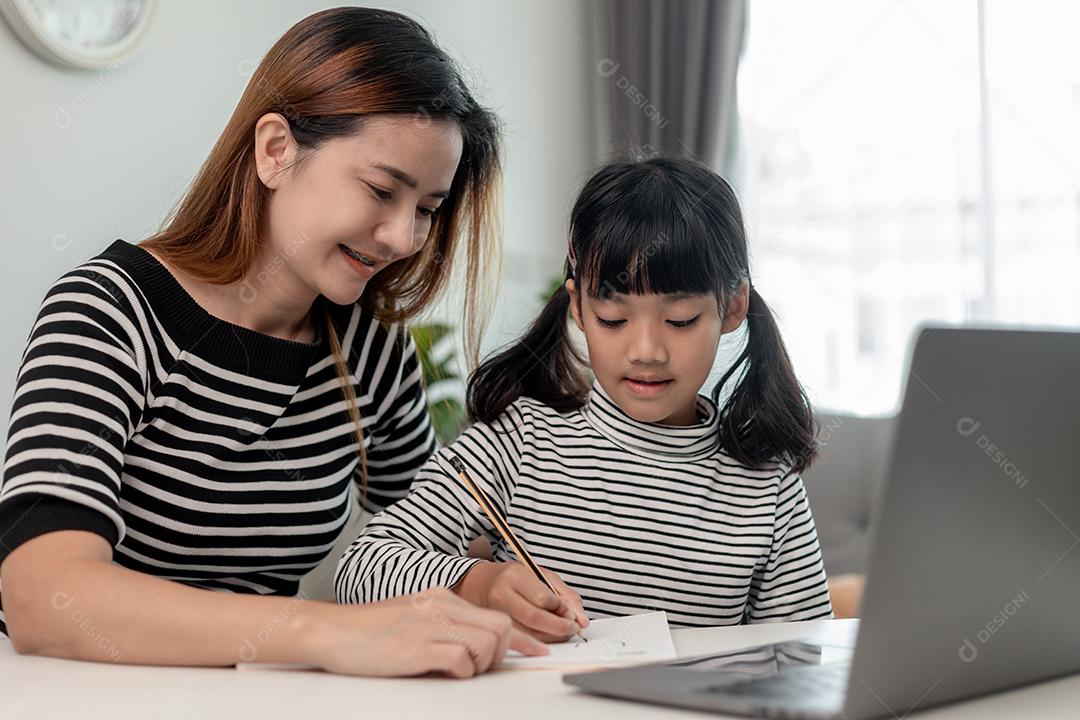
[0, 7, 545, 677]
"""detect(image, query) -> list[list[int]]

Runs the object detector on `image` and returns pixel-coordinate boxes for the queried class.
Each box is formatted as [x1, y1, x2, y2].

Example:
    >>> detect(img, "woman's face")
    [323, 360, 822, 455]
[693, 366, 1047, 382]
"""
[255, 114, 463, 306]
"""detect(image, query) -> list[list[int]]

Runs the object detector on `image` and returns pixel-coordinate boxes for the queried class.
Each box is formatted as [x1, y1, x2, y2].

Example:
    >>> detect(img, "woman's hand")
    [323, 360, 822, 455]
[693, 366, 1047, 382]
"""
[454, 562, 589, 643]
[2, 533, 537, 676]
[303, 587, 547, 677]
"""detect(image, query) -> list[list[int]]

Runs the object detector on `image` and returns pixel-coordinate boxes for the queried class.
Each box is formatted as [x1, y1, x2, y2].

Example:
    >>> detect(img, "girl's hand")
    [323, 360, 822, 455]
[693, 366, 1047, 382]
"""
[455, 561, 590, 643]
[304, 587, 547, 677]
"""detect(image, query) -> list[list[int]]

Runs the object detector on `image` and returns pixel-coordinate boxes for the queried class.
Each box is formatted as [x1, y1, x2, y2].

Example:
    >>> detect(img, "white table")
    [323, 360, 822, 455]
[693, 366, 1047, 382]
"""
[2, 619, 1078, 718]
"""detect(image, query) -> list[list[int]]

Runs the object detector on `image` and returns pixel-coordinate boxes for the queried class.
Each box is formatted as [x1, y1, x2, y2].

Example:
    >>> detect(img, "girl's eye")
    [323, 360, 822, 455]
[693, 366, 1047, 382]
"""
[595, 316, 625, 329]
[418, 207, 437, 218]
[668, 315, 700, 328]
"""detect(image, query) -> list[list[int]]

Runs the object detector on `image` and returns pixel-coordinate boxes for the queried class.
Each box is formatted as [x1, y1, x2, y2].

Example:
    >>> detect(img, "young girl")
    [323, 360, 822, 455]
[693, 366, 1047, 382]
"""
[335, 156, 832, 640]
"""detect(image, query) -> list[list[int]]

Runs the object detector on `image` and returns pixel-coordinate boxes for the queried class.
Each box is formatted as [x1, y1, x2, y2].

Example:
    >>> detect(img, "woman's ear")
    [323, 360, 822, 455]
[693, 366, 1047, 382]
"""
[721, 281, 750, 334]
[254, 112, 298, 190]
[565, 279, 584, 332]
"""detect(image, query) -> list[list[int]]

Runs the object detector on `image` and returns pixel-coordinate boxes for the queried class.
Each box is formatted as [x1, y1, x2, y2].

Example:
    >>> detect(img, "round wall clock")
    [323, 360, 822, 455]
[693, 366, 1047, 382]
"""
[0, 0, 156, 70]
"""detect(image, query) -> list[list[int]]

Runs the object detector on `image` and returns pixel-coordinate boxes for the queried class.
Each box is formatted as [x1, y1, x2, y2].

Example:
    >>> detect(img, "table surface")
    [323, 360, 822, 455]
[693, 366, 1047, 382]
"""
[3, 619, 1078, 719]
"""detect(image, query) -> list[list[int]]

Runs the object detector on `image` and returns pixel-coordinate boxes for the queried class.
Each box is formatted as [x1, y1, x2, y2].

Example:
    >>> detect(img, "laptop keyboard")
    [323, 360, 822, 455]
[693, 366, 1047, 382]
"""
[699, 661, 849, 716]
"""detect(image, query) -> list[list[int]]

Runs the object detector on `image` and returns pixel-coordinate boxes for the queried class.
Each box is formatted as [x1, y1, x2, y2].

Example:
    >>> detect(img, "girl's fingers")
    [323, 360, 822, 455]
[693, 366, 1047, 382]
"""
[519, 571, 584, 627]
[573, 603, 590, 628]
[511, 619, 576, 644]
[543, 571, 590, 628]
[515, 575, 564, 612]
[506, 588, 580, 639]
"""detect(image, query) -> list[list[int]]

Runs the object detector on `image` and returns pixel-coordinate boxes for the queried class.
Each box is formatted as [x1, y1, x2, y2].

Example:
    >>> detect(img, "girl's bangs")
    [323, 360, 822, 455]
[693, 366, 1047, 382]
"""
[579, 210, 719, 299]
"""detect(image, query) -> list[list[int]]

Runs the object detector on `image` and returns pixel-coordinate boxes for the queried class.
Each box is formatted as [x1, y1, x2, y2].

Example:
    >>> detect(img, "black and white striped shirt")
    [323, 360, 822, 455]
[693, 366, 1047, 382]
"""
[335, 384, 833, 627]
[0, 239, 436, 635]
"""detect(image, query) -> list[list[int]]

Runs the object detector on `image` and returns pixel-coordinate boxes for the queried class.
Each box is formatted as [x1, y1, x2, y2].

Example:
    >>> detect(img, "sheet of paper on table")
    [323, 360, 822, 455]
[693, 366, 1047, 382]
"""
[499, 610, 676, 672]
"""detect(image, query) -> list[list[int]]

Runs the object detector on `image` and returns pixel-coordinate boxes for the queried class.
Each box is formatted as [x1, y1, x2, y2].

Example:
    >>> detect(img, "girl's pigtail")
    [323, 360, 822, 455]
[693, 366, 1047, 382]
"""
[715, 286, 818, 475]
[466, 280, 587, 424]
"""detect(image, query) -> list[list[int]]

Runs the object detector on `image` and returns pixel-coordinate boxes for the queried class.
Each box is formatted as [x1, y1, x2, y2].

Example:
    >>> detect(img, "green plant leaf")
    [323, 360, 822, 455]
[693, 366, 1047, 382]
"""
[411, 322, 467, 445]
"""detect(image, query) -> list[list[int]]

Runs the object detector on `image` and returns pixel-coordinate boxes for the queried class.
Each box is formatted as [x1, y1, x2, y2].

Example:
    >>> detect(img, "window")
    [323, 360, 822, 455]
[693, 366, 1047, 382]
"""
[732, 1, 1080, 415]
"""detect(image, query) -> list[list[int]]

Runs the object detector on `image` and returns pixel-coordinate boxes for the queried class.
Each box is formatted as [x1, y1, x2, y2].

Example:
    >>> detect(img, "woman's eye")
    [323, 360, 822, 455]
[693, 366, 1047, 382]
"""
[595, 316, 625, 329]
[417, 207, 437, 218]
[668, 315, 700, 328]
[368, 184, 393, 201]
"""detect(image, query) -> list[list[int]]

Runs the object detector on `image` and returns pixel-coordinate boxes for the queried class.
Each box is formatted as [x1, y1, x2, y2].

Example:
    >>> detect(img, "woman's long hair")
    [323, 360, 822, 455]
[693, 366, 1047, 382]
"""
[141, 7, 502, 487]
[467, 156, 817, 474]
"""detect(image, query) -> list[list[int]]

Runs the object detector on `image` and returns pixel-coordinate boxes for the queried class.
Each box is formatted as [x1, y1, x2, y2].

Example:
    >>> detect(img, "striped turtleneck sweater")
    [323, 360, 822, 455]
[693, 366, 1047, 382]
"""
[0, 239, 436, 635]
[335, 383, 833, 626]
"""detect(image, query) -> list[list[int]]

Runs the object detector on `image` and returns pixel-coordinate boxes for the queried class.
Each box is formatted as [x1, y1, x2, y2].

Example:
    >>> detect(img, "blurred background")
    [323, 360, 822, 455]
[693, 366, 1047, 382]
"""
[2, 1, 1078, 604]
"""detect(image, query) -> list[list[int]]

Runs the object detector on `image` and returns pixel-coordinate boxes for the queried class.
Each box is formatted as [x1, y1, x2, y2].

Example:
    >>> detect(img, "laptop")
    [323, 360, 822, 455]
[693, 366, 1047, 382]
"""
[565, 325, 1080, 719]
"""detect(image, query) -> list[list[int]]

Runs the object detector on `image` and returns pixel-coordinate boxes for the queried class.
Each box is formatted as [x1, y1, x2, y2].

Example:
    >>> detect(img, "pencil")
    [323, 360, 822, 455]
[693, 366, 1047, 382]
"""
[448, 454, 588, 642]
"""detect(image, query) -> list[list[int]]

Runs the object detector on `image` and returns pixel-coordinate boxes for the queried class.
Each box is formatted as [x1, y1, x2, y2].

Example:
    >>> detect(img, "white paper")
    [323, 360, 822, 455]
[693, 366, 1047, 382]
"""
[500, 610, 676, 670]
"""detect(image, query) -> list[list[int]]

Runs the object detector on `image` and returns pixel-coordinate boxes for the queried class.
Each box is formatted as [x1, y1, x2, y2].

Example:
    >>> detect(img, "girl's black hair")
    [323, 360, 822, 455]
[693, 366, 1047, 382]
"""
[467, 156, 818, 474]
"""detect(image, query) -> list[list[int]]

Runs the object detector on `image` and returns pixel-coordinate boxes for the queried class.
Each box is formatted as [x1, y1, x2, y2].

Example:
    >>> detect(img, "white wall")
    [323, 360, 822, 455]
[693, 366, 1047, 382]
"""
[0, 0, 597, 440]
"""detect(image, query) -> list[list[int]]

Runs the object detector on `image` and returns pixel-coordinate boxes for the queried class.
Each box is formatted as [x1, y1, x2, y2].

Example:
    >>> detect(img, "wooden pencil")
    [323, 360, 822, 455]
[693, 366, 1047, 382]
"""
[448, 454, 588, 642]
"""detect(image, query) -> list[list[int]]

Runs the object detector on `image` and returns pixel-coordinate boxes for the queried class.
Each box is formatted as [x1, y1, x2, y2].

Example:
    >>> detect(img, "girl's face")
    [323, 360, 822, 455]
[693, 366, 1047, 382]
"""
[255, 114, 463, 306]
[567, 281, 748, 426]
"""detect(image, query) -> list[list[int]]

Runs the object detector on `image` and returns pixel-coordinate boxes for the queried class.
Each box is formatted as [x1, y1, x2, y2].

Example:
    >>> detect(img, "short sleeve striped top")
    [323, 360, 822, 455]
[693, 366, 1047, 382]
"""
[0, 239, 436, 634]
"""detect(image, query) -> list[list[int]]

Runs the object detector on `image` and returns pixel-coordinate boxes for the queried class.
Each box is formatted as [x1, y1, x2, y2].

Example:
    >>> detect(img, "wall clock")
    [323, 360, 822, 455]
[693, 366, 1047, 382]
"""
[0, 0, 155, 70]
